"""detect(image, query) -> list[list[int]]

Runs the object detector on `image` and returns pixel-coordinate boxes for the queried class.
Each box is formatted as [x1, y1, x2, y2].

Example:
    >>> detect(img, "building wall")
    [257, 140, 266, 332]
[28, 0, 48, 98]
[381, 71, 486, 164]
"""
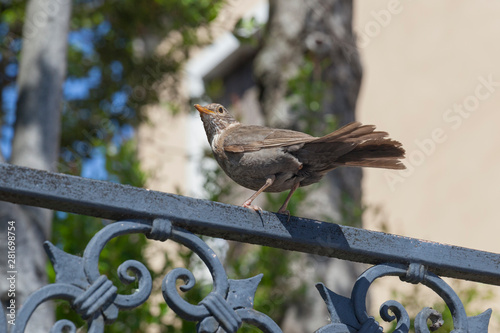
[355, 0, 500, 326]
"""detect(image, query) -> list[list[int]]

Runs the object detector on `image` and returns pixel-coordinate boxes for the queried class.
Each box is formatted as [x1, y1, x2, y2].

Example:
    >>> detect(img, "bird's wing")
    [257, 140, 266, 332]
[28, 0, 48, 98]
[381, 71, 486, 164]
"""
[223, 125, 314, 153]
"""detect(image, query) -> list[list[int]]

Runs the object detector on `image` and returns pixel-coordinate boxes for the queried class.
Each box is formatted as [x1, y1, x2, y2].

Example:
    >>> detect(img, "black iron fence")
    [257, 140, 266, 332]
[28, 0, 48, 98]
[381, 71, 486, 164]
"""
[0, 163, 496, 332]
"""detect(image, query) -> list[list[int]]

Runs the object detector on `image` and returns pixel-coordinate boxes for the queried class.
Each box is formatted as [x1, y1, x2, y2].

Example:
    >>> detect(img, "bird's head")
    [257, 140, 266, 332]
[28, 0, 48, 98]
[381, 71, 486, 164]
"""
[194, 103, 239, 141]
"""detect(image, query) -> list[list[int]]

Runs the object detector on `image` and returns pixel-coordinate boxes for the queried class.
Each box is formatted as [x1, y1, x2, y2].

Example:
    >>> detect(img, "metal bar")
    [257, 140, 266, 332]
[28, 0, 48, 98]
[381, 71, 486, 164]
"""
[1, 162, 499, 285]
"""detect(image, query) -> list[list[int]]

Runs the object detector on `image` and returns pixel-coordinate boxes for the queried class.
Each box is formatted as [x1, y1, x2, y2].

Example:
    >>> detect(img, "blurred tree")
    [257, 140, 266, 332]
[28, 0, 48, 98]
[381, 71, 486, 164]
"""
[253, 1, 363, 331]
[0, 0, 71, 331]
[0, 0, 222, 332]
[254, 0, 362, 221]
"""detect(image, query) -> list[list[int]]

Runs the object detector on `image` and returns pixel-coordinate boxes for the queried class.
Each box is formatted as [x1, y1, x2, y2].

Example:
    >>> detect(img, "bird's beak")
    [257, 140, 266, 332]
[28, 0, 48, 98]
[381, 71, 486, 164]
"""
[194, 104, 215, 115]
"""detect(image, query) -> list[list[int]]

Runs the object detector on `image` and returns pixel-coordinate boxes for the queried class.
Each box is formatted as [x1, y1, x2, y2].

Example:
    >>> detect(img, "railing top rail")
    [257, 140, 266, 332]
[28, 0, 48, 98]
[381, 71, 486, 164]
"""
[1, 162, 499, 285]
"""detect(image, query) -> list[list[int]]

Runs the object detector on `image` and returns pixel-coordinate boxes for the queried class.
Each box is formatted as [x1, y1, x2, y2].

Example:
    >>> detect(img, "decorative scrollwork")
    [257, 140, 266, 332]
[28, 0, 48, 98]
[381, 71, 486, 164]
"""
[154, 218, 282, 332]
[414, 307, 443, 333]
[11, 218, 281, 332]
[13, 216, 493, 333]
[14, 284, 89, 333]
[13, 220, 154, 332]
[49, 319, 77, 333]
[379, 300, 409, 333]
[315, 263, 492, 333]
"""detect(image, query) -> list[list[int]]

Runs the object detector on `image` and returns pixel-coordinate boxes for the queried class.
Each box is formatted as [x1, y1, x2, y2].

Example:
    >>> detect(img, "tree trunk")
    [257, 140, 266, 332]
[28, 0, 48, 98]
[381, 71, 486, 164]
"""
[0, 0, 71, 331]
[254, 0, 363, 331]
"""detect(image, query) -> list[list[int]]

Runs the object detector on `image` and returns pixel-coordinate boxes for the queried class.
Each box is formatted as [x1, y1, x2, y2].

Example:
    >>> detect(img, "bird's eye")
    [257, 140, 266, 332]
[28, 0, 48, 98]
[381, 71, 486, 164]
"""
[217, 106, 224, 114]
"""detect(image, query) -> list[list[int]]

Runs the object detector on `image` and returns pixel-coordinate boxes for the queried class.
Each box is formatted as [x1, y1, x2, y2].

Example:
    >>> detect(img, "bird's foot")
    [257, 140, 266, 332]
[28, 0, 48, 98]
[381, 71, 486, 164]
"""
[242, 201, 263, 213]
[277, 208, 291, 221]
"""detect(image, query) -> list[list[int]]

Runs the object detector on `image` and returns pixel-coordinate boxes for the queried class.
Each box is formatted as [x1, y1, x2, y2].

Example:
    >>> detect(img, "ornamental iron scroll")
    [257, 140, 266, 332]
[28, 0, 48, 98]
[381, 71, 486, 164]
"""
[315, 263, 492, 333]
[10, 219, 281, 333]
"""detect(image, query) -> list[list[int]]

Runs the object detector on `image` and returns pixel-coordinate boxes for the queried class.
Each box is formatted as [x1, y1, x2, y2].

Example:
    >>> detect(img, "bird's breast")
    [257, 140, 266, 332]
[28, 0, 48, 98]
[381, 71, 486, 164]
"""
[214, 147, 306, 192]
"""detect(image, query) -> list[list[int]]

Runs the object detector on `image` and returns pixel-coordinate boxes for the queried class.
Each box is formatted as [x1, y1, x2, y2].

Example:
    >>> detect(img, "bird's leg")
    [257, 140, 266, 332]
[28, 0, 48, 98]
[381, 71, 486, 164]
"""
[277, 182, 300, 215]
[242, 176, 275, 212]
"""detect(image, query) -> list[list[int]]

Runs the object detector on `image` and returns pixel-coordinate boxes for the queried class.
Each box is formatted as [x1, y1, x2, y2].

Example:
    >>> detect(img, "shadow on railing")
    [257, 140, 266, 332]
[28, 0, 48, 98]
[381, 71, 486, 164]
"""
[0, 163, 496, 332]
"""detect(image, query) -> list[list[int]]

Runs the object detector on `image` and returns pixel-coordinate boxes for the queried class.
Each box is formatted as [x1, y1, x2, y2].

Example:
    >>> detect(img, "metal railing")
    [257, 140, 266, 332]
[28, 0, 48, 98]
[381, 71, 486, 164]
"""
[0, 162, 496, 332]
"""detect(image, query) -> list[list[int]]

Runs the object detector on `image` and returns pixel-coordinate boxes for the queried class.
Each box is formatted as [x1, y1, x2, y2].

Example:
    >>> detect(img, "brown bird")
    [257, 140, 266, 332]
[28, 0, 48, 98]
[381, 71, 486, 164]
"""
[195, 103, 405, 214]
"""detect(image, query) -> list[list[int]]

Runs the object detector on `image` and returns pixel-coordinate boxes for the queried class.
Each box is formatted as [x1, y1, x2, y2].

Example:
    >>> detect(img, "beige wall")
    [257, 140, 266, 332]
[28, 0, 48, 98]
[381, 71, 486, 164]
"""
[137, 105, 188, 194]
[355, 0, 500, 327]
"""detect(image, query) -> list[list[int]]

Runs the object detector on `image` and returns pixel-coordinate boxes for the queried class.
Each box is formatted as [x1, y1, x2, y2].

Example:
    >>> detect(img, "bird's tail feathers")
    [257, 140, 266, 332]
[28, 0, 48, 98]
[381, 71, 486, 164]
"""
[300, 122, 406, 171]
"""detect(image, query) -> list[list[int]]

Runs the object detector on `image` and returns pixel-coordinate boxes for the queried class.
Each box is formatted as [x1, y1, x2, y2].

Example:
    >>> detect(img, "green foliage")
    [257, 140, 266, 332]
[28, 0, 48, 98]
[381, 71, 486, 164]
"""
[0, 1, 24, 121]
[106, 138, 148, 185]
[200, 149, 234, 202]
[286, 55, 338, 136]
[232, 16, 263, 47]
[2, 0, 224, 169]
[204, 78, 225, 104]
[58, 0, 223, 174]
[264, 186, 309, 217]
[0, 3, 24, 26]
[226, 244, 305, 331]
[3, 0, 225, 331]
[337, 192, 363, 227]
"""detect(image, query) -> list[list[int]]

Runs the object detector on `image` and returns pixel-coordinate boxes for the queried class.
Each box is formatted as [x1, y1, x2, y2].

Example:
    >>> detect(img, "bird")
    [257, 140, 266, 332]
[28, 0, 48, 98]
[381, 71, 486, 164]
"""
[195, 103, 405, 214]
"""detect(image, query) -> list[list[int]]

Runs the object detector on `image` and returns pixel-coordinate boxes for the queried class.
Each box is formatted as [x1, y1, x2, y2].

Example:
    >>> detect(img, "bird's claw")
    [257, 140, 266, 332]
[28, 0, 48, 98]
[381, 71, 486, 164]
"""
[242, 202, 263, 213]
[277, 209, 291, 221]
